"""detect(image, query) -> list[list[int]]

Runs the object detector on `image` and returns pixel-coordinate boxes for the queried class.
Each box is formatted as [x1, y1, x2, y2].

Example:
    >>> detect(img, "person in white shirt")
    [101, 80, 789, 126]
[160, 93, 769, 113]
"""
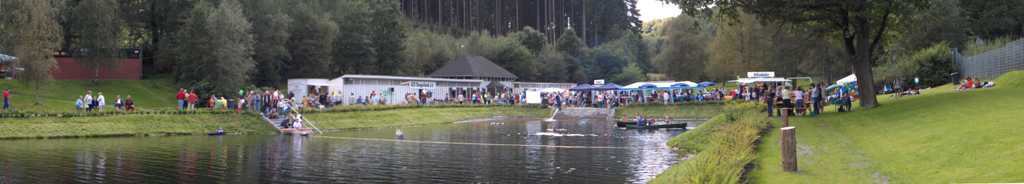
[97, 92, 106, 111]
[84, 91, 94, 112]
[793, 87, 804, 115]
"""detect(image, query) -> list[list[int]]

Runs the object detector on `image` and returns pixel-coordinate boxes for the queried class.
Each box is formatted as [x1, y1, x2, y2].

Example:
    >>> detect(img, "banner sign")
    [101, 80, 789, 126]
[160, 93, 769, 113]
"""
[408, 81, 436, 88]
[747, 71, 775, 78]
[594, 79, 606, 85]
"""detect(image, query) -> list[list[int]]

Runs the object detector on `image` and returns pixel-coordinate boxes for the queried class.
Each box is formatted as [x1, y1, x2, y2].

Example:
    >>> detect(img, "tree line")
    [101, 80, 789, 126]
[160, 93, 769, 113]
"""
[0, 0, 649, 97]
[658, 0, 1023, 108]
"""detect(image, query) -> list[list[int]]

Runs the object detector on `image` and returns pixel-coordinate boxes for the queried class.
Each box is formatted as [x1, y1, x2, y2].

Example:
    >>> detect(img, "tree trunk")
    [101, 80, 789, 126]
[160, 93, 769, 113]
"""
[852, 31, 878, 108]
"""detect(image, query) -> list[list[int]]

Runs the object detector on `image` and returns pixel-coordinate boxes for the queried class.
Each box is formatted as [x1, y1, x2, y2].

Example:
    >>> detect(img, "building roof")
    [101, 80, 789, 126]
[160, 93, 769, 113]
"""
[335, 74, 484, 83]
[429, 55, 518, 80]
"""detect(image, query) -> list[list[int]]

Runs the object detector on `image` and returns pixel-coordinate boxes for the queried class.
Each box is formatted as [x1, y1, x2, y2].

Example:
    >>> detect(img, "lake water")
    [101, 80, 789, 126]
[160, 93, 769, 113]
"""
[0, 118, 684, 183]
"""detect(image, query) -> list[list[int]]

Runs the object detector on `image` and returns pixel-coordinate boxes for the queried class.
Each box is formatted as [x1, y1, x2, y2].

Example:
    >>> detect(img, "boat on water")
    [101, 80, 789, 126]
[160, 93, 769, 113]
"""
[282, 128, 314, 136]
[208, 128, 226, 136]
[615, 120, 688, 129]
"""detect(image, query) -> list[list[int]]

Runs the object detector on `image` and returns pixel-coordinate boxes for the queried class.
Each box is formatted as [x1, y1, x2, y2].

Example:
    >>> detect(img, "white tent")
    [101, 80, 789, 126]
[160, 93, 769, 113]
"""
[621, 81, 698, 89]
[540, 88, 565, 93]
[729, 78, 790, 84]
[836, 74, 857, 84]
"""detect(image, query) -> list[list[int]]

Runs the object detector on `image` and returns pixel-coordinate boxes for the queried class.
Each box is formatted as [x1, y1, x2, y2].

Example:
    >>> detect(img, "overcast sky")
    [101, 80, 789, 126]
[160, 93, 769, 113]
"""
[637, 0, 682, 21]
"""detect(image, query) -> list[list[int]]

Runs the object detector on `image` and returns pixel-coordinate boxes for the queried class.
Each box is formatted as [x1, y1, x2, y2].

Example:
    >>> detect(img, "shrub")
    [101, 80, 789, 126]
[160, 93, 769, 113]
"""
[654, 102, 770, 184]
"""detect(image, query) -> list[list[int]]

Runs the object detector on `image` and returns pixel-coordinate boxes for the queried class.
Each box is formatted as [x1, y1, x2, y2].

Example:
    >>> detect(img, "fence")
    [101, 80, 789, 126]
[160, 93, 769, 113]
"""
[956, 39, 1024, 80]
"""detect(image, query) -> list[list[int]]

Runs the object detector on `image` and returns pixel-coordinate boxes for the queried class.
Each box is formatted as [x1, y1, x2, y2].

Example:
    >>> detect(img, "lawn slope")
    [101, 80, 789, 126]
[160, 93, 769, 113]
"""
[0, 79, 178, 112]
[752, 77, 1024, 183]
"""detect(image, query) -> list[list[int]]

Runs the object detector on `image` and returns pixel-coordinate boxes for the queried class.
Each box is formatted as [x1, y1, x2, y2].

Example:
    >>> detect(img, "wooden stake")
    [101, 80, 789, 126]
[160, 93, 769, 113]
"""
[781, 107, 790, 127]
[781, 126, 798, 172]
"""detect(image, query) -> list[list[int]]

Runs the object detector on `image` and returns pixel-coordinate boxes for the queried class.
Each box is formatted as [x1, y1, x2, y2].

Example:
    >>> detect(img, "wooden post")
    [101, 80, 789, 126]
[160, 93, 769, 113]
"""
[781, 108, 790, 127]
[781, 126, 798, 172]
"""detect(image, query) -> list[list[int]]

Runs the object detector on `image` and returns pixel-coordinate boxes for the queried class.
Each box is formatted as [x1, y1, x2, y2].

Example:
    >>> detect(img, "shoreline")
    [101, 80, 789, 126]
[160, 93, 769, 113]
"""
[0, 105, 551, 140]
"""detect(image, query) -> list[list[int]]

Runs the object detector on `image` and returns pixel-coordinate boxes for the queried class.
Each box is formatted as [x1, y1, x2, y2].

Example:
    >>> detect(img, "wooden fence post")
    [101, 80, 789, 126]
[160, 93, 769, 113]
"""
[781, 108, 790, 127]
[781, 126, 798, 172]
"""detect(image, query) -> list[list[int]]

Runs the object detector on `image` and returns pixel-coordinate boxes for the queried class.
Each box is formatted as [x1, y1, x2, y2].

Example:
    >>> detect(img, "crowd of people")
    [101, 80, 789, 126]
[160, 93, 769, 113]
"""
[959, 77, 995, 91]
[75, 90, 135, 112]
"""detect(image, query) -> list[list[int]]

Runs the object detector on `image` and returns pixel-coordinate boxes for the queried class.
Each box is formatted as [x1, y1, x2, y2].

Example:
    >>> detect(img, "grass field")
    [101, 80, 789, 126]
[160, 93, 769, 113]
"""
[615, 104, 724, 120]
[750, 72, 1024, 183]
[304, 106, 550, 131]
[0, 113, 275, 139]
[0, 79, 178, 112]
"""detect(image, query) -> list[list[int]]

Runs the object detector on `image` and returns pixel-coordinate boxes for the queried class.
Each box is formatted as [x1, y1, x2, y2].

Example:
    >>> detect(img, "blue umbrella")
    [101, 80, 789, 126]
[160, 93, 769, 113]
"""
[698, 81, 716, 87]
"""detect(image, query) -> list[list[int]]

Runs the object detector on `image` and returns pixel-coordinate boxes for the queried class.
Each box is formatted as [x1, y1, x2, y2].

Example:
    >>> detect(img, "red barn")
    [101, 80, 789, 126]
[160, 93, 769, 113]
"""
[48, 49, 143, 80]
[51, 57, 142, 80]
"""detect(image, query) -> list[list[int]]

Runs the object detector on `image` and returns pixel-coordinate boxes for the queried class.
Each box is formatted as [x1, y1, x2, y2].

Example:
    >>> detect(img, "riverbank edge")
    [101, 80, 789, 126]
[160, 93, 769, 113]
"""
[0, 105, 551, 140]
[304, 106, 552, 132]
[650, 102, 772, 184]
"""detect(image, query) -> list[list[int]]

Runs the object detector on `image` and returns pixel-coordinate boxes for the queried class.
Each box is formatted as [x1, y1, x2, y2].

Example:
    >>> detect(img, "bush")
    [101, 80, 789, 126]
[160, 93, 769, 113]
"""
[995, 71, 1024, 88]
[654, 102, 770, 184]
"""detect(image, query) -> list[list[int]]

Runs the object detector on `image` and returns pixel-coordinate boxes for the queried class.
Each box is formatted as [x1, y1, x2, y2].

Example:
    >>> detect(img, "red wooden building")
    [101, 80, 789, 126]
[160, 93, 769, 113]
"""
[51, 56, 142, 80]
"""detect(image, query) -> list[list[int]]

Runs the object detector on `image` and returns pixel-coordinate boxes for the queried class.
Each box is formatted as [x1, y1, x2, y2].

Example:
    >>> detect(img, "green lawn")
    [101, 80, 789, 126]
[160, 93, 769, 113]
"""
[751, 82, 1024, 182]
[615, 104, 724, 120]
[0, 79, 178, 112]
[0, 113, 276, 139]
[304, 106, 550, 131]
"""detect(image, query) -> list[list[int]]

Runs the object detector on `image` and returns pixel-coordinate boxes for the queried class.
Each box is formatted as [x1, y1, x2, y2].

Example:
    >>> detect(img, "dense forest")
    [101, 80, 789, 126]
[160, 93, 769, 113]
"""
[1, 0, 1022, 98]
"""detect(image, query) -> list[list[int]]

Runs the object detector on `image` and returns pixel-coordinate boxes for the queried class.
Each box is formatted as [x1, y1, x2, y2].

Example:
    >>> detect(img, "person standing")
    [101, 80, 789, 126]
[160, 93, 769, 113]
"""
[176, 88, 186, 111]
[97, 92, 106, 112]
[812, 83, 822, 116]
[84, 91, 94, 112]
[2, 88, 10, 111]
[188, 90, 199, 111]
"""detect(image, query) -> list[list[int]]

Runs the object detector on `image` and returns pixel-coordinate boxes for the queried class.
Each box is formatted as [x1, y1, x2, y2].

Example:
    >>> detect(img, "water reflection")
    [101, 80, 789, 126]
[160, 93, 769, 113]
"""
[0, 118, 683, 183]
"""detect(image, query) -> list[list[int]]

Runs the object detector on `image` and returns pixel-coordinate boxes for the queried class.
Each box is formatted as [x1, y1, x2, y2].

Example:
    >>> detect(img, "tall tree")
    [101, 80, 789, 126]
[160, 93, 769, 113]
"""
[71, 0, 123, 82]
[205, 0, 255, 96]
[286, 2, 337, 78]
[664, 0, 928, 108]
[244, 0, 292, 86]
[12, 0, 63, 104]
[171, 0, 255, 96]
[367, 1, 405, 75]
[653, 14, 710, 80]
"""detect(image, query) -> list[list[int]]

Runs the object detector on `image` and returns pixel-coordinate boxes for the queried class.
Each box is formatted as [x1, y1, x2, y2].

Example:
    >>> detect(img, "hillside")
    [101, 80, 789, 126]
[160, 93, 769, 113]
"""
[752, 72, 1024, 183]
[0, 79, 178, 112]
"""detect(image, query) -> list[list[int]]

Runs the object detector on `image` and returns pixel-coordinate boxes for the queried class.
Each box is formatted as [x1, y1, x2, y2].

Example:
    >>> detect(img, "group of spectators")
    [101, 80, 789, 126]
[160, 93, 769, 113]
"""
[76, 90, 134, 112]
[959, 77, 995, 91]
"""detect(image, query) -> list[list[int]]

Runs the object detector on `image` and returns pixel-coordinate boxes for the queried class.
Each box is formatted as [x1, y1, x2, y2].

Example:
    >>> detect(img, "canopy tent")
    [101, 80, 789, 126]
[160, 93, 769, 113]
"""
[569, 84, 593, 91]
[698, 81, 716, 87]
[728, 77, 791, 84]
[836, 74, 857, 84]
[540, 88, 565, 93]
[0, 53, 14, 64]
[826, 84, 843, 90]
[590, 83, 622, 91]
[622, 81, 697, 90]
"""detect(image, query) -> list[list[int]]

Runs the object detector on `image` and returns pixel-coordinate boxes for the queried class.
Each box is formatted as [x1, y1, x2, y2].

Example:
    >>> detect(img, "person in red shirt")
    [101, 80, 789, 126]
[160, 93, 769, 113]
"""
[3, 88, 10, 111]
[176, 88, 186, 111]
[188, 90, 199, 111]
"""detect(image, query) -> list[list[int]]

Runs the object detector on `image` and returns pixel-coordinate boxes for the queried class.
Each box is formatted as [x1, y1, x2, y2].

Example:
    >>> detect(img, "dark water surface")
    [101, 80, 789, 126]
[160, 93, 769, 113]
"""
[0, 118, 683, 183]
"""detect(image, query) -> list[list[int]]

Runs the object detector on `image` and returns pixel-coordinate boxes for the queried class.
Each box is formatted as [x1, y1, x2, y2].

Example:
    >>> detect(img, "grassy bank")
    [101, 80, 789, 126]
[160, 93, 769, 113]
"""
[0, 113, 275, 139]
[0, 79, 178, 112]
[750, 72, 1024, 183]
[615, 103, 724, 120]
[304, 106, 550, 131]
[651, 103, 771, 184]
